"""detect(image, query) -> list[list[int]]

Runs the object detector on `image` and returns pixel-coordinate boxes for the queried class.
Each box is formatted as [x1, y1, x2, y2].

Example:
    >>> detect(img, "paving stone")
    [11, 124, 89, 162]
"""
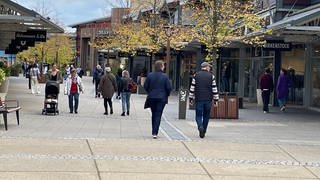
[0, 172, 99, 180]
[203, 163, 317, 179]
[100, 173, 211, 180]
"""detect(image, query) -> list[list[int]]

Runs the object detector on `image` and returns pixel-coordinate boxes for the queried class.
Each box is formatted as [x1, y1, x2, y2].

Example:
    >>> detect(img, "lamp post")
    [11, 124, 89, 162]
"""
[164, 25, 172, 75]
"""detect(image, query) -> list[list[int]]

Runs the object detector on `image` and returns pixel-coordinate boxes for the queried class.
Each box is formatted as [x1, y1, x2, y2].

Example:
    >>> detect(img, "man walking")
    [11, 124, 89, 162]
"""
[189, 62, 219, 138]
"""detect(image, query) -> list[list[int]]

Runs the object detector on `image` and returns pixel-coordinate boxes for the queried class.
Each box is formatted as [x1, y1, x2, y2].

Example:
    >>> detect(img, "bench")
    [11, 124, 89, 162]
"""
[0, 100, 21, 130]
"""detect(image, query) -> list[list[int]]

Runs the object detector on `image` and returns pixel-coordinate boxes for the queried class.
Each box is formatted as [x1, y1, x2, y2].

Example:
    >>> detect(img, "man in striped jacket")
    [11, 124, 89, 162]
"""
[189, 62, 219, 138]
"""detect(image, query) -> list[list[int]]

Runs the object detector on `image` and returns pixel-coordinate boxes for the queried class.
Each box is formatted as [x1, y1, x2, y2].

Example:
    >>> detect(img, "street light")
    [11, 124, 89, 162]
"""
[163, 25, 172, 75]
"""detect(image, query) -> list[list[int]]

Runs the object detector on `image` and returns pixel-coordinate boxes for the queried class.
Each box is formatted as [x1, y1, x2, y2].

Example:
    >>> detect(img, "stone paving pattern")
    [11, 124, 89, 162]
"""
[0, 76, 319, 179]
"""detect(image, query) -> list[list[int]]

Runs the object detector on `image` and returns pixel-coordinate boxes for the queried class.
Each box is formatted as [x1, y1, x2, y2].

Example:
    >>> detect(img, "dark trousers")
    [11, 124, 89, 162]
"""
[68, 93, 79, 112]
[150, 100, 166, 135]
[195, 100, 212, 132]
[262, 90, 271, 112]
[28, 76, 31, 89]
[95, 80, 100, 96]
[104, 98, 113, 113]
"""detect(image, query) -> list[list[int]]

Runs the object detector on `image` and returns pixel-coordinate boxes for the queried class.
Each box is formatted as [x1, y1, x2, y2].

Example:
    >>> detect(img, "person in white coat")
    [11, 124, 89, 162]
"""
[64, 69, 84, 113]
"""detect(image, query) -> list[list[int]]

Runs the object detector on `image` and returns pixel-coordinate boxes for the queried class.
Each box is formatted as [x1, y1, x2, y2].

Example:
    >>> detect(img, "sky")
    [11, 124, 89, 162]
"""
[14, 0, 113, 32]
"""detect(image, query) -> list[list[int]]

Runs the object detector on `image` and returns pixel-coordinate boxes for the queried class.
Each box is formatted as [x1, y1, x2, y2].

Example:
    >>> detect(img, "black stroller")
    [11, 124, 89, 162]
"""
[42, 80, 60, 115]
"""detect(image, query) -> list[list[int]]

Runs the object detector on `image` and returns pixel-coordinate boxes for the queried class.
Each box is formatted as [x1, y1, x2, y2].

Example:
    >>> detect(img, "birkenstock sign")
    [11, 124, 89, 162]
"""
[263, 40, 292, 51]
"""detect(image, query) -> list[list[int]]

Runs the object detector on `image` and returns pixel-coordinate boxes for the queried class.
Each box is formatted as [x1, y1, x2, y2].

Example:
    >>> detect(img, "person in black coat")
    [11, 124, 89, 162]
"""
[143, 61, 172, 139]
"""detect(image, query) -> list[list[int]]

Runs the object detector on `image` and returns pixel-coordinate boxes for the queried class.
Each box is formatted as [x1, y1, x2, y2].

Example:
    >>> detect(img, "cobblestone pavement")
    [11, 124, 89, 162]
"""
[0, 76, 320, 179]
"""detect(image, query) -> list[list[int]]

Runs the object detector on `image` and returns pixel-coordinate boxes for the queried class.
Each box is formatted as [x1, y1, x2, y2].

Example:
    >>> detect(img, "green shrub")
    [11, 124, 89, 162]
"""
[0, 68, 6, 82]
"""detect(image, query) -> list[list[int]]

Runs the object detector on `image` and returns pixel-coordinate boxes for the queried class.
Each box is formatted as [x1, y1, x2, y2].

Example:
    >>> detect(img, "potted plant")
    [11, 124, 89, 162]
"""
[0, 62, 10, 93]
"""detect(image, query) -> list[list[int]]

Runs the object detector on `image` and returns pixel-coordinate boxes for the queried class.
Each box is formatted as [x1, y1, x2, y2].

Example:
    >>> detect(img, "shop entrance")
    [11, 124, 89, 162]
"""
[248, 56, 274, 103]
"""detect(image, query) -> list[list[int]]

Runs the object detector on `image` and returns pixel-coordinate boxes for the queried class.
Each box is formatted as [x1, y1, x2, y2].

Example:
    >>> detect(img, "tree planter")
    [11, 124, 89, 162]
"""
[0, 78, 9, 93]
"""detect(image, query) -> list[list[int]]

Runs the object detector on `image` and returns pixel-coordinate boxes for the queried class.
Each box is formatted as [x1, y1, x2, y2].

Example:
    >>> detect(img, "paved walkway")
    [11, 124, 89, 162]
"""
[0, 76, 320, 179]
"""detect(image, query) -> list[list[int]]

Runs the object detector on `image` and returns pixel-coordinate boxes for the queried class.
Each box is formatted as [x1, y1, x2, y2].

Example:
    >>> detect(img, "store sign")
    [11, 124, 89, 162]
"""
[263, 41, 292, 51]
[15, 30, 47, 42]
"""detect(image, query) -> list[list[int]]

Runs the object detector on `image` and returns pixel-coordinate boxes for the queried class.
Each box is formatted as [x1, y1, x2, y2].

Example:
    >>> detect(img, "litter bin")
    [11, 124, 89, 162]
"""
[210, 92, 239, 119]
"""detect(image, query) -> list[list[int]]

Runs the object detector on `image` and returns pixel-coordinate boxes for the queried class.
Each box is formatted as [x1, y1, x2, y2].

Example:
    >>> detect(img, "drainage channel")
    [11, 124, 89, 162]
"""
[160, 115, 190, 141]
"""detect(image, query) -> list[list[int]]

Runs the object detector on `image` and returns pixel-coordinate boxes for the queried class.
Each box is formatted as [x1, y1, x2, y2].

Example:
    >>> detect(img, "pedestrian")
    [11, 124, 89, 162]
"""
[259, 68, 274, 113]
[29, 63, 41, 94]
[93, 65, 104, 98]
[277, 68, 289, 112]
[115, 68, 123, 99]
[47, 63, 63, 83]
[99, 67, 117, 115]
[64, 69, 84, 114]
[119, 70, 132, 116]
[189, 62, 219, 138]
[143, 61, 172, 139]
[77, 67, 84, 78]
[26, 61, 32, 89]
[64, 64, 70, 80]
[22, 59, 28, 77]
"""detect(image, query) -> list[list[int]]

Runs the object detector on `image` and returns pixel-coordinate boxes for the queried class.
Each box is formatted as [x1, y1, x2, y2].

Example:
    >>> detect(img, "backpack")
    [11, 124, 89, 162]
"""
[128, 79, 136, 93]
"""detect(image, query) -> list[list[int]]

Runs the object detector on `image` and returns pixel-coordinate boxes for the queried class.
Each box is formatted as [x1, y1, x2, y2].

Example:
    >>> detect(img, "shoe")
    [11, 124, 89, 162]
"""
[110, 109, 113, 114]
[152, 135, 157, 139]
[199, 127, 205, 138]
[70, 111, 73, 113]
[95, 95, 97, 98]
[75, 111, 78, 114]
[263, 111, 267, 114]
[104, 112, 108, 115]
[280, 106, 285, 112]
[127, 111, 129, 115]
[121, 112, 125, 116]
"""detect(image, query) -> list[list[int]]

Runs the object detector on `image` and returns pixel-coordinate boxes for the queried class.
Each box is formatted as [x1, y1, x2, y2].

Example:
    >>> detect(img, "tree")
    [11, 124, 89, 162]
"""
[17, 34, 74, 69]
[184, 0, 269, 74]
[94, 0, 194, 74]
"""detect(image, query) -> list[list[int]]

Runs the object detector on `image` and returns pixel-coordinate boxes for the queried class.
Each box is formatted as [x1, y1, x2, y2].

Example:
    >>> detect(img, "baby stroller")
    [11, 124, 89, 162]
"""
[42, 80, 60, 115]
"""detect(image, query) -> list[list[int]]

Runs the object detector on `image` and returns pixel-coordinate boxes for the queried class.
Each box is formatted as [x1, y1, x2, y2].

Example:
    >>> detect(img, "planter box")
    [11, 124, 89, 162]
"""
[0, 78, 9, 93]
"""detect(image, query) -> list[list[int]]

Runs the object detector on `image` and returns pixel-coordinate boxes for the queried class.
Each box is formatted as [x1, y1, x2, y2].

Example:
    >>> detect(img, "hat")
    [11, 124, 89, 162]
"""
[105, 67, 111, 72]
[201, 62, 212, 67]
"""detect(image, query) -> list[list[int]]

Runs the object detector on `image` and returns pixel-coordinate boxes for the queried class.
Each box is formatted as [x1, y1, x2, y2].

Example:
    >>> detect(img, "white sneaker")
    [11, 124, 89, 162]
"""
[263, 111, 267, 114]
[280, 106, 285, 112]
[152, 135, 157, 139]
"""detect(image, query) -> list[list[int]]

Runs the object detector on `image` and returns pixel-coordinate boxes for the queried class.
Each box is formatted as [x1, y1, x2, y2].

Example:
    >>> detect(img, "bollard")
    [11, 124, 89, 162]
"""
[179, 89, 188, 119]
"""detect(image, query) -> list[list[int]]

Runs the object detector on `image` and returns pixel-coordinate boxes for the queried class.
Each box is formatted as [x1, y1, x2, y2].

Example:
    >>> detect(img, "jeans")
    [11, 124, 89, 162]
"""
[95, 79, 100, 96]
[68, 93, 79, 112]
[221, 77, 229, 92]
[278, 97, 287, 108]
[262, 90, 270, 112]
[150, 99, 166, 135]
[121, 92, 131, 112]
[195, 100, 212, 132]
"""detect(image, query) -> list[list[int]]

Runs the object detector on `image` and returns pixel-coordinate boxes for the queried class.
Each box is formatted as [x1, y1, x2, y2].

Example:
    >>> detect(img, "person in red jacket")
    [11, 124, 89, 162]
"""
[259, 68, 274, 113]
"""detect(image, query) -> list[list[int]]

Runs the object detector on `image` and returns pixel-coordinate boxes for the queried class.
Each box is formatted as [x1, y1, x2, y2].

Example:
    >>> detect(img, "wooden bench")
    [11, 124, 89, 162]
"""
[0, 100, 21, 130]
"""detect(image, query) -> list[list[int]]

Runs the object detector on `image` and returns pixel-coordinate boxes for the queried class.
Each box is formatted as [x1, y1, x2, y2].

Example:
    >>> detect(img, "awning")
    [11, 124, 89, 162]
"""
[267, 4, 320, 35]
[0, 0, 64, 51]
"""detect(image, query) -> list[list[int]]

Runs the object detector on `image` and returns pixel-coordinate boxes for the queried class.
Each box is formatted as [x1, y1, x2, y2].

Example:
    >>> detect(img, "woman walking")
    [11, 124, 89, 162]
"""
[277, 68, 289, 112]
[30, 63, 41, 94]
[99, 67, 117, 115]
[119, 70, 132, 116]
[64, 69, 84, 114]
[144, 61, 172, 139]
[47, 63, 63, 83]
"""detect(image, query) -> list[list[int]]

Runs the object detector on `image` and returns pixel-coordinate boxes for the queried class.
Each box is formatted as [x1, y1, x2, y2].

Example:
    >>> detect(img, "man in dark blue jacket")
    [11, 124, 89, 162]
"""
[189, 62, 219, 138]
[144, 61, 172, 139]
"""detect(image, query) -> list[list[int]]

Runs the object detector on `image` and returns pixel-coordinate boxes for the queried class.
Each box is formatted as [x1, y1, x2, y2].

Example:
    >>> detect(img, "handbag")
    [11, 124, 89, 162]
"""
[144, 97, 151, 109]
